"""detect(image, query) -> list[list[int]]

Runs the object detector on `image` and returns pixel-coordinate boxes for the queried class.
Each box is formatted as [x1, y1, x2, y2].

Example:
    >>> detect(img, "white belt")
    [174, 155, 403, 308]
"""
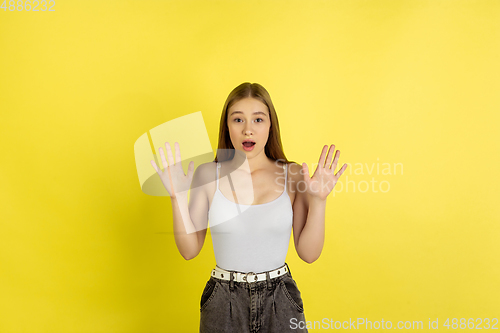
[211, 264, 288, 283]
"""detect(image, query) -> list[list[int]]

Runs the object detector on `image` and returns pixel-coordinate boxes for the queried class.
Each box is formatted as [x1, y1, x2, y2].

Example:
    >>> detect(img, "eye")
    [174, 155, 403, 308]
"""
[255, 118, 263, 123]
[233, 118, 242, 122]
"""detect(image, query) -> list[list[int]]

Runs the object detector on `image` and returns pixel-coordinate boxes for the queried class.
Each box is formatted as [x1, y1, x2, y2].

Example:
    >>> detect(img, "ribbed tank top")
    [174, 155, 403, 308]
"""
[208, 162, 293, 273]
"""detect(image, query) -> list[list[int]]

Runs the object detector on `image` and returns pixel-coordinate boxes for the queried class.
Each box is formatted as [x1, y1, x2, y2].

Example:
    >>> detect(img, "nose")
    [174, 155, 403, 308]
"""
[243, 122, 253, 135]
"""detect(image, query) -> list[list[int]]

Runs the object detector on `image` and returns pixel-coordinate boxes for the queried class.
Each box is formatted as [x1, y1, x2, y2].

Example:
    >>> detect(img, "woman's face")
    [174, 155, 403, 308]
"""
[227, 97, 271, 157]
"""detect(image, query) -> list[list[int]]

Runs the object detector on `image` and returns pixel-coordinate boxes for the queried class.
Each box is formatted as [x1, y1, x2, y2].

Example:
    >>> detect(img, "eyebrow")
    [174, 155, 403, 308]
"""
[229, 111, 268, 117]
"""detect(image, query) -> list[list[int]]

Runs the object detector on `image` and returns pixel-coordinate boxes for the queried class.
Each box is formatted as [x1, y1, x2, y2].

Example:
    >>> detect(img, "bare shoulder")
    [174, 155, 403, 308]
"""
[191, 161, 217, 188]
[194, 160, 217, 174]
[287, 162, 304, 190]
[287, 162, 302, 173]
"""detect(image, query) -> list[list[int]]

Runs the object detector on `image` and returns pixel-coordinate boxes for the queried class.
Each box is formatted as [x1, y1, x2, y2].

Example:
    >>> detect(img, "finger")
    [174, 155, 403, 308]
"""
[165, 142, 175, 166]
[151, 160, 160, 174]
[187, 161, 195, 179]
[325, 144, 335, 168]
[175, 142, 181, 166]
[330, 150, 340, 171]
[335, 163, 348, 178]
[302, 163, 310, 183]
[159, 146, 168, 169]
[318, 145, 328, 168]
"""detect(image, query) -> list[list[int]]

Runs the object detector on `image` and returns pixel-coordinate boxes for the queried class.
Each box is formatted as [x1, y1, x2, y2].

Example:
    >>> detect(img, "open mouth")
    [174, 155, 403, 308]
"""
[242, 140, 256, 151]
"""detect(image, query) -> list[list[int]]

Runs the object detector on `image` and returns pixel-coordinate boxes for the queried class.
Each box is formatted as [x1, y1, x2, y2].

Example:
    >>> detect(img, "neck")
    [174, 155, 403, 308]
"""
[229, 149, 274, 174]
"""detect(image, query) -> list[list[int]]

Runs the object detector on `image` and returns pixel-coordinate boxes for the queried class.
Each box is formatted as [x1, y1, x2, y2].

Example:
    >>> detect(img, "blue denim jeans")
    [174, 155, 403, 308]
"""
[199, 263, 308, 332]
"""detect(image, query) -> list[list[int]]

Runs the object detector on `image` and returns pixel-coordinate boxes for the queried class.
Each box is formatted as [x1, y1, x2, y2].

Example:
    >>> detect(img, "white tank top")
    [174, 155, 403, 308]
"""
[208, 162, 293, 273]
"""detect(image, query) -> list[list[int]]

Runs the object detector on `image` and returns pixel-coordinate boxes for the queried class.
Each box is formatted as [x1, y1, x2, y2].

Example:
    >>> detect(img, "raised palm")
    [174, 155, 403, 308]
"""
[150, 142, 194, 198]
[301, 144, 347, 201]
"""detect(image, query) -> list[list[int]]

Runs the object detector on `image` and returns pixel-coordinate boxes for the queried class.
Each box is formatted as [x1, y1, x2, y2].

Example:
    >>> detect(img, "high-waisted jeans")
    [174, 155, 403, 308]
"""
[199, 263, 308, 332]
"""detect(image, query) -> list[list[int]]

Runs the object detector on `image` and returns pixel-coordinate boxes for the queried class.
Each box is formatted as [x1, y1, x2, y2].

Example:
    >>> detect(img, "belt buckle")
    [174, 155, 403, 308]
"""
[243, 272, 257, 283]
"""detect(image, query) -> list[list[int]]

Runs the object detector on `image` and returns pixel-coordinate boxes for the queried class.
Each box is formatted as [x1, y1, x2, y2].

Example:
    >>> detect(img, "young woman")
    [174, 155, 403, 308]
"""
[151, 82, 347, 332]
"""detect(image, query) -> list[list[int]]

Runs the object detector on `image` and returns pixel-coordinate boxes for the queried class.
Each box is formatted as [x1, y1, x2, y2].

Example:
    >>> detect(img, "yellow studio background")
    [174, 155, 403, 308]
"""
[1, 0, 499, 332]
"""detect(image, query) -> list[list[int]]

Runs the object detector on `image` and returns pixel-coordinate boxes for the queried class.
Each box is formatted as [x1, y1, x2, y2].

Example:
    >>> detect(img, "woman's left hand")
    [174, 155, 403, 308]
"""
[302, 144, 348, 201]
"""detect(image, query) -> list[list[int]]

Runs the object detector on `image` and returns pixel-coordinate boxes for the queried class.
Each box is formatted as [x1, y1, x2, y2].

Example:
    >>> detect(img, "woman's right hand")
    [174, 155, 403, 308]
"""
[150, 142, 194, 198]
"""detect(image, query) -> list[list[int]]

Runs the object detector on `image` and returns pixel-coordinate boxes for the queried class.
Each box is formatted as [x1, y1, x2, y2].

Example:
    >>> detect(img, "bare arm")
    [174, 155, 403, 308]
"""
[150, 142, 210, 261]
[290, 162, 324, 264]
[293, 191, 327, 264]
[171, 164, 210, 260]
[291, 145, 347, 263]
